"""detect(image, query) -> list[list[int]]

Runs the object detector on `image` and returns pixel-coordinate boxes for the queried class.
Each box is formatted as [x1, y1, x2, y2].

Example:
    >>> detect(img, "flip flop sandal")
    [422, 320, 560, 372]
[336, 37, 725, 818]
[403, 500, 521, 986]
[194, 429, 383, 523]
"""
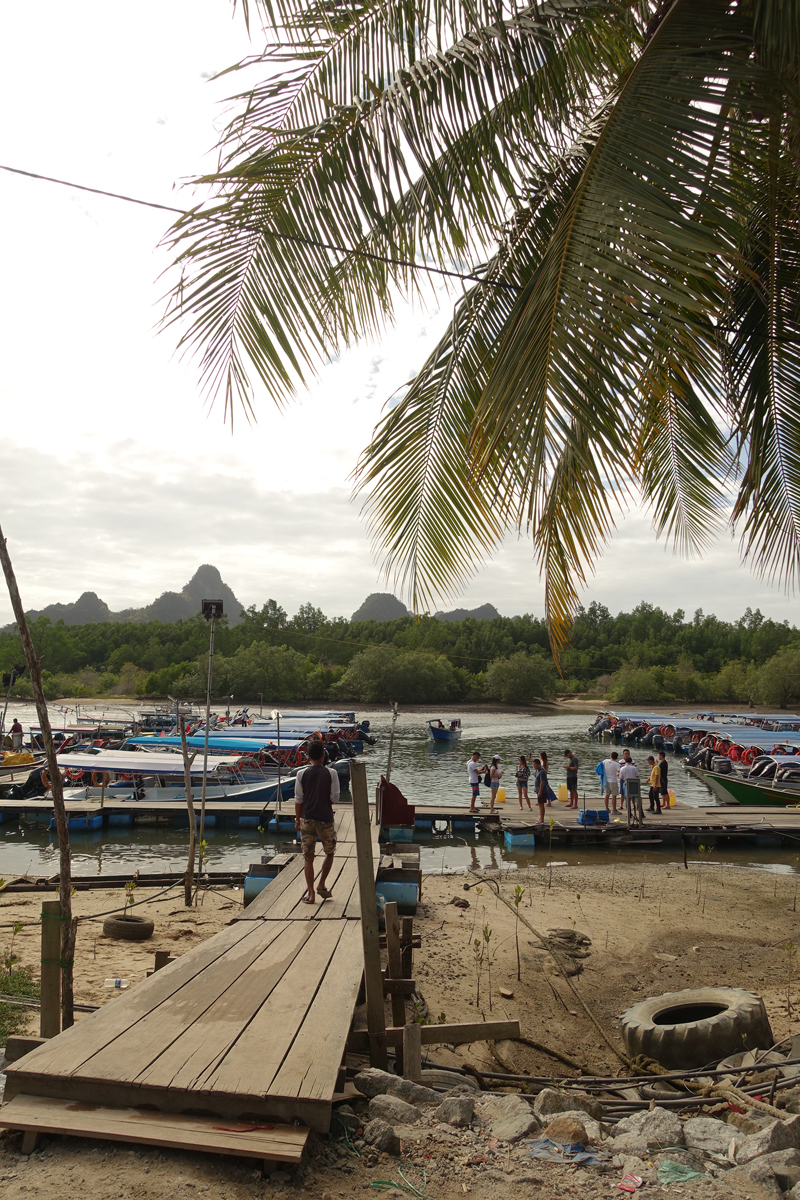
[317, 886, 333, 899]
[301, 895, 315, 904]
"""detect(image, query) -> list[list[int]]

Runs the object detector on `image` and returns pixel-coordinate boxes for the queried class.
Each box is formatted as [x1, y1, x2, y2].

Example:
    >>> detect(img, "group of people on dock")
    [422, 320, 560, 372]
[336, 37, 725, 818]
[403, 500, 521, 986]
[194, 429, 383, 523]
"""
[600, 748, 669, 822]
[467, 743, 671, 826]
[467, 748, 580, 821]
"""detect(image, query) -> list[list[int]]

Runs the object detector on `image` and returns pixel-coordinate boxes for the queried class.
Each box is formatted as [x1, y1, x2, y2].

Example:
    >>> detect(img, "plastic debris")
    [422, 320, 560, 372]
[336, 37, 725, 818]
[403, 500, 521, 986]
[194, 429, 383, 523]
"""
[527, 1139, 610, 1168]
[618, 1173, 644, 1193]
[657, 1160, 706, 1185]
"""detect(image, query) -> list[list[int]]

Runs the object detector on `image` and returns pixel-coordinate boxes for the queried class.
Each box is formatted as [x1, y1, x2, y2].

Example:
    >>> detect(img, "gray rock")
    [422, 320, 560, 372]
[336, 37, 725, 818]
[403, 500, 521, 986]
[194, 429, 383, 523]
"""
[736, 1115, 800, 1164]
[609, 1106, 684, 1154]
[433, 1095, 475, 1127]
[478, 1094, 540, 1144]
[619, 1155, 656, 1184]
[727, 1149, 800, 1199]
[368, 1094, 422, 1126]
[533, 1087, 604, 1121]
[353, 1068, 439, 1105]
[683, 1116, 741, 1156]
[333, 1104, 361, 1134]
[362, 1119, 401, 1157]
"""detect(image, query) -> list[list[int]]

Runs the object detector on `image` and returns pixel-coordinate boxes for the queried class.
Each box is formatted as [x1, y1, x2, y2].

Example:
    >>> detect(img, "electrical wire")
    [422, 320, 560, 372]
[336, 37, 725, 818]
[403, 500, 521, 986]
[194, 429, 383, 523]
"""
[0, 162, 515, 291]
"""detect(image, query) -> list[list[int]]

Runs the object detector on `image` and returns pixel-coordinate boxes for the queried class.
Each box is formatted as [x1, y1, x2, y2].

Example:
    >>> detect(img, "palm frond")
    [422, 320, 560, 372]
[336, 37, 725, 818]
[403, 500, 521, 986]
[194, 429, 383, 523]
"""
[729, 125, 800, 592]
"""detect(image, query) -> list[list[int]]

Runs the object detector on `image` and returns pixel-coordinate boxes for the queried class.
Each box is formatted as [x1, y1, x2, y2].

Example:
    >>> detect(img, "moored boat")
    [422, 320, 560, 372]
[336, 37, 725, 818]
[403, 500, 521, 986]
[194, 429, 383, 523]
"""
[427, 718, 462, 741]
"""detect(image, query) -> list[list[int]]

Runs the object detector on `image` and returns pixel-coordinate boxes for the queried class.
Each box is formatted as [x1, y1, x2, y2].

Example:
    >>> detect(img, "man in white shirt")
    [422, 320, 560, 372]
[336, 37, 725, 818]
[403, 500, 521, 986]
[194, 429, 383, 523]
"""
[602, 751, 622, 813]
[467, 750, 488, 813]
[619, 758, 643, 825]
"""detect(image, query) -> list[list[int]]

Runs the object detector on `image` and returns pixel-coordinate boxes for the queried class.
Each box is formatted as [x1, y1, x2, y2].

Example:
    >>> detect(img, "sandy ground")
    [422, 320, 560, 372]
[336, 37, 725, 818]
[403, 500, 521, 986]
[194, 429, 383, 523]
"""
[2, 860, 799, 1199]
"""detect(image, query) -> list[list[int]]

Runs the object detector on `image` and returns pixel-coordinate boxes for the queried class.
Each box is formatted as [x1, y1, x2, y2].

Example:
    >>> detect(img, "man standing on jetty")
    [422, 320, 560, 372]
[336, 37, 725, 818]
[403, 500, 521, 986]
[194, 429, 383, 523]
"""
[294, 740, 339, 904]
[467, 749, 488, 813]
[563, 748, 580, 809]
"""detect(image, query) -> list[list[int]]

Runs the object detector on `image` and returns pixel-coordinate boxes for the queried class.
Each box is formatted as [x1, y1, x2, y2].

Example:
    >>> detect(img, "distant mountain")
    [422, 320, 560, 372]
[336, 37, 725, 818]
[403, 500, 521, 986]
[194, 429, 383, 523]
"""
[19, 564, 245, 628]
[434, 603, 501, 622]
[351, 593, 409, 622]
[351, 592, 501, 623]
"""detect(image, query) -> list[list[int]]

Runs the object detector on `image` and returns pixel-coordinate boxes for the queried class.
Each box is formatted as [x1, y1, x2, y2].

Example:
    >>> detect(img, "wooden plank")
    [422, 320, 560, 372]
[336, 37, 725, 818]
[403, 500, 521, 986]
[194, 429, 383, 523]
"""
[384, 902, 406, 1028]
[5, 1037, 47, 1063]
[233, 856, 306, 920]
[200, 922, 342, 1097]
[0, 1093, 308, 1163]
[403, 1022, 422, 1082]
[72, 922, 300, 1085]
[40, 900, 61, 1038]
[347, 1020, 521, 1054]
[5, 920, 260, 1084]
[270, 921, 364, 1103]
[350, 761, 386, 1069]
[128, 924, 318, 1091]
[402, 917, 414, 980]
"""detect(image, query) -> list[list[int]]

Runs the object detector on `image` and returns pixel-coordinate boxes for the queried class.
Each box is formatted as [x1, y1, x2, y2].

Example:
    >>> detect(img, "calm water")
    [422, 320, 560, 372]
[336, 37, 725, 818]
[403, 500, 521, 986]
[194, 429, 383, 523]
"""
[0, 705, 796, 876]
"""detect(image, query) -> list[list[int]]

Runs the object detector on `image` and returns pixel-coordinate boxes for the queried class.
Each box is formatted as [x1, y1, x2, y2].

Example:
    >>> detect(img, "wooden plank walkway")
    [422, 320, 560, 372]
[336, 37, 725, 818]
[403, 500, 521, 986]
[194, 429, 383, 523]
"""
[2, 805, 376, 1146]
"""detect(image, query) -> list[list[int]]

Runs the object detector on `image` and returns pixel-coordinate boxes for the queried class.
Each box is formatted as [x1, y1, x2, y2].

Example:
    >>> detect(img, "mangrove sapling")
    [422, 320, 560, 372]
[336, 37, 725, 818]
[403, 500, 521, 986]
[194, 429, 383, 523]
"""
[467, 885, 482, 948]
[472, 936, 484, 1009]
[547, 818, 555, 890]
[794, 856, 799, 913]
[513, 884, 524, 981]
[483, 923, 494, 1011]
[786, 941, 797, 1016]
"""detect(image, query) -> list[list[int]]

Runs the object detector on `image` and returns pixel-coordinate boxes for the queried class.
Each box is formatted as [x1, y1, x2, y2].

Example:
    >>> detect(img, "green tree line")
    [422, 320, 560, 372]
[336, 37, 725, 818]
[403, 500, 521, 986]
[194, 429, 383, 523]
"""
[1, 599, 799, 708]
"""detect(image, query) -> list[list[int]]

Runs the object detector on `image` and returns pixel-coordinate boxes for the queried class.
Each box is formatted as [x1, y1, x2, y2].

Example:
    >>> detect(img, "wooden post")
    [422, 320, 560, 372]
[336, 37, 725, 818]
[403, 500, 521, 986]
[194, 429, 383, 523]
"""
[40, 900, 61, 1038]
[384, 901, 405, 1073]
[178, 717, 197, 906]
[0, 527, 76, 1030]
[350, 759, 387, 1070]
[404, 1021, 422, 1081]
[401, 916, 414, 980]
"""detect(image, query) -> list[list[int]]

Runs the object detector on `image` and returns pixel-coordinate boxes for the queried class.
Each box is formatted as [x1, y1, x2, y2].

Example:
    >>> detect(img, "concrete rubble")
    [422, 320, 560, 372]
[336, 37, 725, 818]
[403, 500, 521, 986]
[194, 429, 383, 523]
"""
[328, 1073, 800, 1197]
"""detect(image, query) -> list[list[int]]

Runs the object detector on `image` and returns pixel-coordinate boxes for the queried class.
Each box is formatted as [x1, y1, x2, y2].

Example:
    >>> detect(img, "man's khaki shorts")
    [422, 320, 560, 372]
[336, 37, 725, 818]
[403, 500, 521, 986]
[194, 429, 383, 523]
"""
[300, 819, 336, 858]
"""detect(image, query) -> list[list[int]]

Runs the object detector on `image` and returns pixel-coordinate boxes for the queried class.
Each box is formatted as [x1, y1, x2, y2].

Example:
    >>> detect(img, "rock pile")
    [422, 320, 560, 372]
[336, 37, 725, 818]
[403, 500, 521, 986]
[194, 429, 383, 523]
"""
[334, 1072, 800, 1197]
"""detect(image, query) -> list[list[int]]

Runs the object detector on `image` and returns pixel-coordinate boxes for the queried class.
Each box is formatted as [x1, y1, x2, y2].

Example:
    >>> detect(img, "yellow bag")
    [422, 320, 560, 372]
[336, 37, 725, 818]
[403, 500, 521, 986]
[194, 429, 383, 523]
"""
[558, 783, 569, 803]
[495, 787, 506, 804]
[668, 789, 676, 807]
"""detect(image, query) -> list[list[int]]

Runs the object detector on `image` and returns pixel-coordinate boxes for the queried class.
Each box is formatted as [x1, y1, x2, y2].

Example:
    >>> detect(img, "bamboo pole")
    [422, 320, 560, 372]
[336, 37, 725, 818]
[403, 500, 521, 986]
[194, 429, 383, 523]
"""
[0, 527, 76, 1029]
[178, 716, 197, 907]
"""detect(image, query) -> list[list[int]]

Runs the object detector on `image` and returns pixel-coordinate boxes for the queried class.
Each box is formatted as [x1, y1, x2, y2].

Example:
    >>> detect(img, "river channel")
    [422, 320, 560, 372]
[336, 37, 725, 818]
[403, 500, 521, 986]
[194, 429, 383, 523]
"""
[0, 705, 796, 878]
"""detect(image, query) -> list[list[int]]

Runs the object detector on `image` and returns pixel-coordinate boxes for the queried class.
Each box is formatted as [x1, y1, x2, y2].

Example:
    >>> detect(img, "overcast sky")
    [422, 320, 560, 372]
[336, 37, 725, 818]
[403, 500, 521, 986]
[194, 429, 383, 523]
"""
[0, 1, 795, 628]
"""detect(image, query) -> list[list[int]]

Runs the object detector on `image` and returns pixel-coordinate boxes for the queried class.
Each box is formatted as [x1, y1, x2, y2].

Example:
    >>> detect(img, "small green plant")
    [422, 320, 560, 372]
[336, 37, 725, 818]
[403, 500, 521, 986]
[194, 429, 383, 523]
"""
[483, 923, 494, 1012]
[0, 919, 38, 1043]
[124, 879, 136, 914]
[2, 920, 23, 971]
[786, 941, 797, 1016]
[472, 935, 485, 1009]
[513, 884, 525, 981]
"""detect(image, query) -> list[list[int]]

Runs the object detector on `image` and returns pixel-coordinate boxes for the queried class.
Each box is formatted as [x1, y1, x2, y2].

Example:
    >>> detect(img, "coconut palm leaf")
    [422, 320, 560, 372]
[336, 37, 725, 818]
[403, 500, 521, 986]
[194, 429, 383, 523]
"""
[169, 0, 800, 652]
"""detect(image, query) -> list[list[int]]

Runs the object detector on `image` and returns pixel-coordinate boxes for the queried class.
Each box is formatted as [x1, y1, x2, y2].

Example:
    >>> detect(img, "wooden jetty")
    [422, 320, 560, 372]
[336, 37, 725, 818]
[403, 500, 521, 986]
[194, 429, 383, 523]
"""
[0, 801, 381, 1164]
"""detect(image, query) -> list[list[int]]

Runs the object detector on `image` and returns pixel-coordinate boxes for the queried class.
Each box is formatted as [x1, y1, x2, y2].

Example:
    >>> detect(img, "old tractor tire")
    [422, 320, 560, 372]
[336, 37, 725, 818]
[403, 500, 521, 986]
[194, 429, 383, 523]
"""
[102, 914, 155, 942]
[620, 987, 773, 1071]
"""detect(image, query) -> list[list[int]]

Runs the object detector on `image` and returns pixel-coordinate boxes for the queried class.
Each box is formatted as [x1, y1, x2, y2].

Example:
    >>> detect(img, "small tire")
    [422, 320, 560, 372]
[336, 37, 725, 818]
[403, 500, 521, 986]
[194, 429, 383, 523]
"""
[620, 987, 773, 1071]
[103, 914, 155, 941]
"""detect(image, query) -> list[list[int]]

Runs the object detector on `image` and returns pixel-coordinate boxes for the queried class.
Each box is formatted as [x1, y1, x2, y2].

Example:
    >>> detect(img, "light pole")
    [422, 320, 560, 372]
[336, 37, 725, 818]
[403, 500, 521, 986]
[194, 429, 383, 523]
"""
[227, 695, 234, 722]
[199, 600, 223, 859]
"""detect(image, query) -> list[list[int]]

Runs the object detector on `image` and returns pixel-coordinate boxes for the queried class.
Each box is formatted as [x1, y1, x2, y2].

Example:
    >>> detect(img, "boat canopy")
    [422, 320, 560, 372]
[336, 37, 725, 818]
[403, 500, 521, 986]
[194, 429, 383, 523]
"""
[125, 735, 305, 753]
[55, 750, 245, 774]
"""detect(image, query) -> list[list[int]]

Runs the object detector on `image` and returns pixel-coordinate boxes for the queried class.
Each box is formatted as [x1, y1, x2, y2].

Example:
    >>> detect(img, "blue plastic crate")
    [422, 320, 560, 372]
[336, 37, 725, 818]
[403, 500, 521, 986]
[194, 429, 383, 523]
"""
[382, 826, 414, 842]
[577, 809, 600, 825]
[504, 829, 536, 849]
